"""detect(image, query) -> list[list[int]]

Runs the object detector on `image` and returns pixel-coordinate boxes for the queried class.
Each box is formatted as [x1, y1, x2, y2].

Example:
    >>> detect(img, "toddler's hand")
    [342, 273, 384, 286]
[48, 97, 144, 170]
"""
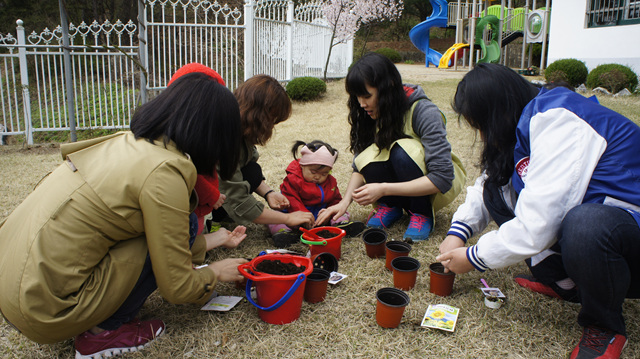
[213, 193, 226, 210]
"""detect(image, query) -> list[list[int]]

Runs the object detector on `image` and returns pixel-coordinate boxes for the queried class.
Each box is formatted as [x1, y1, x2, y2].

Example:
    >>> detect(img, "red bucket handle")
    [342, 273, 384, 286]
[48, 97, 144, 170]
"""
[238, 263, 280, 281]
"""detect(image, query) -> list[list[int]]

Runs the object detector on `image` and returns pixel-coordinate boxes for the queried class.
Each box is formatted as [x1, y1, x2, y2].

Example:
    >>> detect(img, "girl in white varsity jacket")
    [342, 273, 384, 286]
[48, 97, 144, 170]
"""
[436, 63, 640, 359]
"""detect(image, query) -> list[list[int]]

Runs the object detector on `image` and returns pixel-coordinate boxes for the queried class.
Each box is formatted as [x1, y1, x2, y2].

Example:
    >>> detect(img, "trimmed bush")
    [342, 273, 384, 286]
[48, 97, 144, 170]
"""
[586, 63, 638, 93]
[286, 76, 327, 101]
[374, 47, 402, 63]
[544, 58, 588, 87]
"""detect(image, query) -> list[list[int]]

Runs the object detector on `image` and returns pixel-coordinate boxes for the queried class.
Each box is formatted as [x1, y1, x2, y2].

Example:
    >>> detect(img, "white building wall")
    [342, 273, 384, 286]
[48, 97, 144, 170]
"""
[548, 0, 640, 73]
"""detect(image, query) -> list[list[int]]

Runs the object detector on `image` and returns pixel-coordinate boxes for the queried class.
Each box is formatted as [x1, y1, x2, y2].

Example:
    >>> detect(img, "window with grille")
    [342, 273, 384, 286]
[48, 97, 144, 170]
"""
[586, 0, 640, 27]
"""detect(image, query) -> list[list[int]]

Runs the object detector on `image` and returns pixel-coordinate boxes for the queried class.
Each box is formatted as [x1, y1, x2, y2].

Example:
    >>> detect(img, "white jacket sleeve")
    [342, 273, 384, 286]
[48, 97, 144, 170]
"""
[448, 174, 492, 242]
[467, 108, 607, 271]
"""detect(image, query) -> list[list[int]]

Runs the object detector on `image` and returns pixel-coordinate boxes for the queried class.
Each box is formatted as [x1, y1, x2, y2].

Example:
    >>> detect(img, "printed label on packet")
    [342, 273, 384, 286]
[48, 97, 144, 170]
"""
[201, 295, 243, 311]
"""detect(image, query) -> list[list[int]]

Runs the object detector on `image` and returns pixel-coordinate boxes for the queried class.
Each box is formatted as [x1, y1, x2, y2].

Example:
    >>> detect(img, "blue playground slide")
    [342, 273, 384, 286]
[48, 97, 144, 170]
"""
[409, 0, 448, 67]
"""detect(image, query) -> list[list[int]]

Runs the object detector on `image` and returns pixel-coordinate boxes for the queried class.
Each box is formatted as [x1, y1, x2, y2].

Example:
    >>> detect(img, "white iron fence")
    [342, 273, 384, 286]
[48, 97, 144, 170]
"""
[0, 0, 352, 144]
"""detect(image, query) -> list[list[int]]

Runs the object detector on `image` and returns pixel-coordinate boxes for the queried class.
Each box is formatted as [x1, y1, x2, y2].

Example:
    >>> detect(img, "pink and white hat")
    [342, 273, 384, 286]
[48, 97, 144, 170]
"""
[299, 145, 338, 168]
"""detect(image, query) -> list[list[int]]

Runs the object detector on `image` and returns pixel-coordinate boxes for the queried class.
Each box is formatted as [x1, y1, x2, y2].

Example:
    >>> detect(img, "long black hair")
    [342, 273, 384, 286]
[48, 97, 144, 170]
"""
[130, 72, 241, 179]
[345, 53, 409, 154]
[452, 63, 539, 185]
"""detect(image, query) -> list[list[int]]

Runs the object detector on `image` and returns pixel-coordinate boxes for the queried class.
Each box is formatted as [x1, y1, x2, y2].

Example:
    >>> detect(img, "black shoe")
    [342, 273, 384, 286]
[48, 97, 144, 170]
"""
[272, 230, 301, 248]
[335, 221, 366, 237]
[570, 326, 626, 359]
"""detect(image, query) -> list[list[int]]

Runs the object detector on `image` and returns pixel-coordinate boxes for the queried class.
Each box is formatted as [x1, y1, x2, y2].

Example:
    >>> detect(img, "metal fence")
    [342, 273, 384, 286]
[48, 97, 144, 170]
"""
[0, 0, 353, 145]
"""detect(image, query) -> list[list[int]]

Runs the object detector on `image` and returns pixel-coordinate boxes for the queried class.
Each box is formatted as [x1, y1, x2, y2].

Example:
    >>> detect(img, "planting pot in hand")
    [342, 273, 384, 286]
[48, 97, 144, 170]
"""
[429, 262, 455, 297]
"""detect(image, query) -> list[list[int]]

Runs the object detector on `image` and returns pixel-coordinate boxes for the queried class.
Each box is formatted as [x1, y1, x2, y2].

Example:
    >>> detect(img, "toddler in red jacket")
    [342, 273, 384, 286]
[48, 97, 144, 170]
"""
[269, 140, 365, 247]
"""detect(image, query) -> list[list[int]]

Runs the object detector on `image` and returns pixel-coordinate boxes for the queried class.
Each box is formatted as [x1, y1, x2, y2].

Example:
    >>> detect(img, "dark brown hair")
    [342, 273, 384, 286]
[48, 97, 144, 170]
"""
[234, 74, 292, 146]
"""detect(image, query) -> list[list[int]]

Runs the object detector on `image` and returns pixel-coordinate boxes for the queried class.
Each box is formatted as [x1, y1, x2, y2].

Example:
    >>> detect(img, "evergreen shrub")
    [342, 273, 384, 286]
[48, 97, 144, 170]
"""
[286, 76, 327, 101]
[374, 47, 402, 63]
[544, 58, 588, 87]
[586, 63, 638, 93]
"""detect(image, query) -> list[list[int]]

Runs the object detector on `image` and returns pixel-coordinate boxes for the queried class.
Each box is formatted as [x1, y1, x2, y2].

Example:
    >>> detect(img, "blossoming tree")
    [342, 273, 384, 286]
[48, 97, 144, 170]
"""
[321, 0, 403, 80]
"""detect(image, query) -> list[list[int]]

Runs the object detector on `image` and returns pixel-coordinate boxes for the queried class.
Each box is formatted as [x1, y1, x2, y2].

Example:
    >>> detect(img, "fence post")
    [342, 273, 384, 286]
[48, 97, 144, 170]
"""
[138, 0, 148, 104]
[286, 0, 293, 81]
[16, 20, 33, 145]
[244, 0, 254, 80]
[59, 0, 77, 142]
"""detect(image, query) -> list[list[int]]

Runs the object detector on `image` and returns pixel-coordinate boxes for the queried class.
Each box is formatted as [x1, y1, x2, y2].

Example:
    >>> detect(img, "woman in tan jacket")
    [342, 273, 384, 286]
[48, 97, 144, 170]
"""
[0, 64, 248, 358]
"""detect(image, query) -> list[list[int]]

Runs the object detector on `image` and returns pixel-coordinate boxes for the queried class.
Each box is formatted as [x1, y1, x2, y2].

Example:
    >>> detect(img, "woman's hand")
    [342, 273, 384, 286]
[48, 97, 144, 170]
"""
[436, 247, 475, 274]
[285, 211, 315, 228]
[439, 235, 465, 255]
[267, 192, 290, 210]
[316, 200, 349, 227]
[204, 225, 247, 251]
[208, 258, 248, 282]
[212, 193, 226, 210]
[352, 183, 386, 206]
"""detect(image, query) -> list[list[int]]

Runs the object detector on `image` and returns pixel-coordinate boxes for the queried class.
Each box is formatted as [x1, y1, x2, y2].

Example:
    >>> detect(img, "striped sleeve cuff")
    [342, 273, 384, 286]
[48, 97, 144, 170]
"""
[466, 245, 489, 272]
[447, 221, 473, 243]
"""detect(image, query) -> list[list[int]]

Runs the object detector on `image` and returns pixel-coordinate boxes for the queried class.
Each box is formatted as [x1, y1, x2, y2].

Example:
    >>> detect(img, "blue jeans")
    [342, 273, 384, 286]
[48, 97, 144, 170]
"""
[559, 203, 640, 335]
[98, 212, 199, 330]
[359, 144, 432, 216]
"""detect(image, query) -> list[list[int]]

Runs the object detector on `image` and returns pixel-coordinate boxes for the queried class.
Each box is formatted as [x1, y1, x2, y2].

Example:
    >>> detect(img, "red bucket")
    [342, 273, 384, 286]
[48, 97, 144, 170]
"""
[300, 226, 346, 260]
[238, 253, 313, 325]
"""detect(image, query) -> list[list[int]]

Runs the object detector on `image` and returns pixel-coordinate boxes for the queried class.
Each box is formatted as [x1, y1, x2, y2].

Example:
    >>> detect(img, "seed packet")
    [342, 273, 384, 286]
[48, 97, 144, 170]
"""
[328, 271, 347, 285]
[201, 293, 243, 311]
[420, 304, 460, 332]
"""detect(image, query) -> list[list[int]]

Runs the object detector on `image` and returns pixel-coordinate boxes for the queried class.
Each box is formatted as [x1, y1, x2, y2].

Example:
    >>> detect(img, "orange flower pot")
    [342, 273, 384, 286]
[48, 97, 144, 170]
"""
[391, 256, 421, 290]
[429, 262, 456, 297]
[384, 241, 411, 270]
[304, 268, 331, 303]
[362, 228, 387, 258]
[375, 287, 410, 328]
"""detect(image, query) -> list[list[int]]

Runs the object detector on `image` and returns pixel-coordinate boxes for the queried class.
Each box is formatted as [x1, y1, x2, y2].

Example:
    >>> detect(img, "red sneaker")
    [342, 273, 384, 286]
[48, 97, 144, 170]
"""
[75, 319, 165, 358]
[514, 275, 563, 299]
[570, 326, 627, 359]
[514, 275, 580, 302]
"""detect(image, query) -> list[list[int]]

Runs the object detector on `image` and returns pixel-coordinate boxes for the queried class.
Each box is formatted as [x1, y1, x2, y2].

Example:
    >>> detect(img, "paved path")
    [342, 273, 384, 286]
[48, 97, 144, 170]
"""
[396, 63, 468, 83]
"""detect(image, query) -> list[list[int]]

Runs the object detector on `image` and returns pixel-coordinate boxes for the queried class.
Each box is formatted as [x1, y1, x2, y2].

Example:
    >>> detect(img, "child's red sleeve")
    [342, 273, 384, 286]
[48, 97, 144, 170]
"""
[194, 173, 221, 218]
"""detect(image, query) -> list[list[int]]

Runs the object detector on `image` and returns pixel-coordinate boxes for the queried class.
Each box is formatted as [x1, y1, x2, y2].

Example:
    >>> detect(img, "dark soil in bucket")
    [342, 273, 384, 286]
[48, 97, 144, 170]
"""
[315, 230, 337, 239]
[255, 259, 306, 275]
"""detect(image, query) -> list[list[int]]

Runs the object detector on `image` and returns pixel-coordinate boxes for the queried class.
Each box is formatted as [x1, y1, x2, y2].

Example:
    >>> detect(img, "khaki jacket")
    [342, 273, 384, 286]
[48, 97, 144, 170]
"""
[0, 132, 216, 343]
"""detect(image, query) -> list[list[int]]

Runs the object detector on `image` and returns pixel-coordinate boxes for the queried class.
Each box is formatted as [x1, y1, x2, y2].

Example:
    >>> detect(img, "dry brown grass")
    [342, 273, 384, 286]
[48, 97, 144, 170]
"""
[1, 65, 640, 358]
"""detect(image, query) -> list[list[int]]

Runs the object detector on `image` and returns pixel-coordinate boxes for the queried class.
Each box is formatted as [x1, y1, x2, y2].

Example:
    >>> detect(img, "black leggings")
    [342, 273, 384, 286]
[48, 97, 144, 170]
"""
[359, 144, 432, 217]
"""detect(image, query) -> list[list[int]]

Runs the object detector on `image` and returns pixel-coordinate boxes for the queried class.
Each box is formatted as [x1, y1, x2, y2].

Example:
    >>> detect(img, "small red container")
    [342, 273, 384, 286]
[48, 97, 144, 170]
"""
[304, 268, 331, 303]
[384, 241, 412, 270]
[301, 226, 346, 260]
[362, 228, 387, 258]
[391, 256, 421, 290]
[376, 287, 410, 328]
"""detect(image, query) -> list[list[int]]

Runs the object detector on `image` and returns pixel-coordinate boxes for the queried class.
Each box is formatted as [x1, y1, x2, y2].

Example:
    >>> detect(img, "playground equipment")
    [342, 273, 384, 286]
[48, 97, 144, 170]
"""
[409, 0, 448, 67]
[434, 1, 551, 71]
[439, 43, 469, 68]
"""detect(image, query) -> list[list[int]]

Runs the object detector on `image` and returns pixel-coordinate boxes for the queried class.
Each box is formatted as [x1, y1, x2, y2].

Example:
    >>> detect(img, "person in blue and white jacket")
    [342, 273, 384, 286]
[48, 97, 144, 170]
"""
[436, 63, 640, 359]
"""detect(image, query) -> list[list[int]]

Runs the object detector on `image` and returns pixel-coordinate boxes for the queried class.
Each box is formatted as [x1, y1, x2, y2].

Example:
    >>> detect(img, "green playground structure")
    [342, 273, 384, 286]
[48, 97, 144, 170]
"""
[438, 1, 551, 70]
[475, 15, 501, 63]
